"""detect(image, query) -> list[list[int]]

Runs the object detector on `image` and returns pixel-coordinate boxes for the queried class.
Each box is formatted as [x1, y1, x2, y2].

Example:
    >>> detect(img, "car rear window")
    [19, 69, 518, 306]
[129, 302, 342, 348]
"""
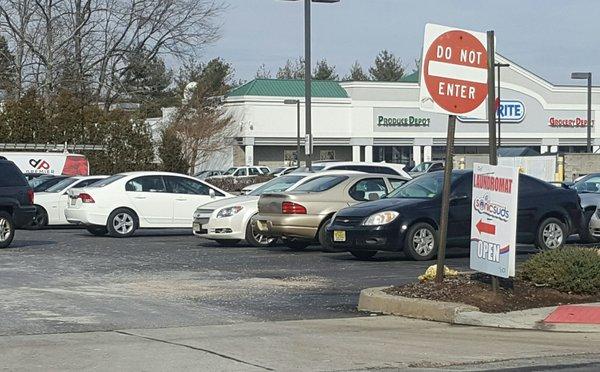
[293, 175, 348, 192]
[0, 162, 28, 187]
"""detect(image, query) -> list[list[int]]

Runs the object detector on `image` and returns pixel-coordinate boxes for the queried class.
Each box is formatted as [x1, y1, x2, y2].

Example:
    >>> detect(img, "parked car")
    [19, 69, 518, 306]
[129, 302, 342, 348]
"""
[408, 161, 445, 177]
[562, 172, 600, 243]
[29, 175, 108, 229]
[327, 170, 583, 260]
[211, 166, 271, 179]
[193, 173, 316, 246]
[292, 161, 411, 179]
[65, 171, 232, 237]
[0, 159, 36, 248]
[253, 173, 410, 250]
[195, 170, 224, 180]
[269, 167, 298, 177]
[30, 175, 70, 192]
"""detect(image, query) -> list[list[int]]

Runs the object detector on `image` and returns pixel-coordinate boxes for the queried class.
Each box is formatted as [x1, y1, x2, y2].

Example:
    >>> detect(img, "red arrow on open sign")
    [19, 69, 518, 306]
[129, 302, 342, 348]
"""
[476, 220, 496, 235]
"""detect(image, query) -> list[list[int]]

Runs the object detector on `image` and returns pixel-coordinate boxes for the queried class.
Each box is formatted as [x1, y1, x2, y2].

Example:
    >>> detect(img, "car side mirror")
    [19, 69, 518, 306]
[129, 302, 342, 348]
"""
[561, 181, 574, 189]
[209, 189, 216, 198]
[368, 193, 380, 201]
[450, 194, 469, 203]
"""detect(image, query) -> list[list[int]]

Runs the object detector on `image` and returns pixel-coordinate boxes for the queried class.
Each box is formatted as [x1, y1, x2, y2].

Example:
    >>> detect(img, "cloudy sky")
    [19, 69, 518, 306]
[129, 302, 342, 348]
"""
[202, 0, 599, 85]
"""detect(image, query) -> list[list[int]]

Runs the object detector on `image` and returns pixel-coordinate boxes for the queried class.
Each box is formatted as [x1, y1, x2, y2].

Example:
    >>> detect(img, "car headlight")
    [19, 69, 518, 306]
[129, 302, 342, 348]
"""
[363, 211, 399, 226]
[216, 206, 244, 218]
[193, 211, 202, 219]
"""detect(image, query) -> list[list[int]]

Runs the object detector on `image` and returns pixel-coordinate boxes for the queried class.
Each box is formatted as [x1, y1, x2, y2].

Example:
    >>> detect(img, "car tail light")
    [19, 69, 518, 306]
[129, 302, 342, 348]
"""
[62, 155, 89, 176]
[282, 201, 307, 214]
[27, 189, 34, 204]
[79, 193, 95, 203]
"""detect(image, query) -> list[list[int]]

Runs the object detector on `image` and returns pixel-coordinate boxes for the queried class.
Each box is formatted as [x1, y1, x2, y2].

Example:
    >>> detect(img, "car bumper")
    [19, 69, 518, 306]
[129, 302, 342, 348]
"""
[14, 205, 36, 228]
[65, 208, 108, 226]
[252, 214, 321, 240]
[326, 222, 404, 252]
[588, 211, 600, 238]
[192, 215, 246, 240]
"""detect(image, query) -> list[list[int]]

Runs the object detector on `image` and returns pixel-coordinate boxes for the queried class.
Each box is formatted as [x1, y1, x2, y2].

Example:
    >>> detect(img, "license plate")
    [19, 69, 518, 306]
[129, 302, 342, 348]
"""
[333, 230, 346, 242]
[193, 223, 201, 231]
[70, 198, 76, 206]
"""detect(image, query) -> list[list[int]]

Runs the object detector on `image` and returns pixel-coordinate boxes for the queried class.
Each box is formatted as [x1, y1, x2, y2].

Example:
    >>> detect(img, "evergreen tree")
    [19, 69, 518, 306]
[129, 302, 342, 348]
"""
[158, 125, 187, 173]
[343, 61, 369, 81]
[255, 64, 272, 79]
[369, 50, 405, 81]
[276, 58, 305, 79]
[312, 59, 338, 80]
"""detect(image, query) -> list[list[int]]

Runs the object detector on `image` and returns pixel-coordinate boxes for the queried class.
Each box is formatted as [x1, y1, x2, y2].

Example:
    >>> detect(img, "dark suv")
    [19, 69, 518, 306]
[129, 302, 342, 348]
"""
[0, 158, 36, 248]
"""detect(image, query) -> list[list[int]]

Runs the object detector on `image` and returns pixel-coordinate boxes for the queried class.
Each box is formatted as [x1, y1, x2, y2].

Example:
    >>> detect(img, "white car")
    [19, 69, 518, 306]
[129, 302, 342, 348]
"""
[192, 171, 360, 247]
[65, 171, 232, 237]
[210, 166, 270, 179]
[30, 175, 108, 228]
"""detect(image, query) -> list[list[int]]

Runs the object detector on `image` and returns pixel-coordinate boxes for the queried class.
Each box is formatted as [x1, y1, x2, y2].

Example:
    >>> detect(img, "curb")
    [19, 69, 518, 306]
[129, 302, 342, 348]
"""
[358, 287, 600, 333]
[357, 286, 478, 323]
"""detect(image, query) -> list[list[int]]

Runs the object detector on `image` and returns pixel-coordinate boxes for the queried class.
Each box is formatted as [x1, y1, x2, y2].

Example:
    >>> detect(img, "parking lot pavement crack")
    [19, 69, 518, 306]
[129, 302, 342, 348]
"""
[113, 330, 274, 371]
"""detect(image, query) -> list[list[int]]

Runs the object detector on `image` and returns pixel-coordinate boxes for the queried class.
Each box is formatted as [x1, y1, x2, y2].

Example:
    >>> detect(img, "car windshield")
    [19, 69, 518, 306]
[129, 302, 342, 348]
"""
[224, 167, 238, 175]
[293, 175, 347, 192]
[410, 163, 430, 172]
[387, 172, 461, 199]
[44, 177, 78, 193]
[88, 174, 126, 187]
[572, 175, 600, 193]
[249, 175, 305, 196]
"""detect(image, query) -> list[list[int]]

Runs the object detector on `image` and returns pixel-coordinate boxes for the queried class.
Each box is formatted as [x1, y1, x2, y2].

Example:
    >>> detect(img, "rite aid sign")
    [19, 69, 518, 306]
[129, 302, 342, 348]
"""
[419, 23, 490, 120]
[470, 163, 519, 278]
[458, 100, 525, 123]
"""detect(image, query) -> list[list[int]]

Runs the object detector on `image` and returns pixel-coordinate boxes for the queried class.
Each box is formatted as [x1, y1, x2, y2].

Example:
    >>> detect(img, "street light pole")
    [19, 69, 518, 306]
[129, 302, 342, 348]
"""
[495, 63, 510, 148]
[571, 72, 593, 153]
[284, 99, 301, 166]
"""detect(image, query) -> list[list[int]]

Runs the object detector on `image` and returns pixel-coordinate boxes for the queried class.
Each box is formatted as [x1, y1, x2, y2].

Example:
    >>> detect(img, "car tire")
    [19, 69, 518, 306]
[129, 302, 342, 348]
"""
[28, 206, 48, 230]
[350, 250, 377, 260]
[107, 208, 138, 238]
[535, 217, 567, 250]
[579, 210, 599, 244]
[403, 222, 438, 261]
[0, 211, 15, 249]
[283, 238, 310, 251]
[87, 226, 108, 236]
[317, 217, 334, 250]
[215, 239, 241, 246]
[245, 219, 277, 247]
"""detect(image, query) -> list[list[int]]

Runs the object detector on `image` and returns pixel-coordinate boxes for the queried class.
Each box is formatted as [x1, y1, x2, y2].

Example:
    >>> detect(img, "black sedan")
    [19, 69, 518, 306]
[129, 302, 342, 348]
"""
[327, 170, 583, 260]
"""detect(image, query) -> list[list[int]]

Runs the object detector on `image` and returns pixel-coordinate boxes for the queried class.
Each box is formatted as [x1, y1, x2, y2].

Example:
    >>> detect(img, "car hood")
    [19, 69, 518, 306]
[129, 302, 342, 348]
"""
[577, 192, 600, 208]
[196, 195, 258, 211]
[336, 197, 431, 217]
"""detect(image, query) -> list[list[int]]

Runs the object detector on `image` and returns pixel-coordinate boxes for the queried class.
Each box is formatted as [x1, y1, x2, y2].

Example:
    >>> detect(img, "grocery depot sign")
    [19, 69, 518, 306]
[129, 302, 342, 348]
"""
[470, 163, 519, 278]
[548, 115, 595, 128]
[458, 100, 525, 123]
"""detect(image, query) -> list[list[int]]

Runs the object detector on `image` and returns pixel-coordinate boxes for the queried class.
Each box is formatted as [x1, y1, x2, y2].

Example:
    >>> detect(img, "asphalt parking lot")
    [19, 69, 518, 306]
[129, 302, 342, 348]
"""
[1, 228, 541, 337]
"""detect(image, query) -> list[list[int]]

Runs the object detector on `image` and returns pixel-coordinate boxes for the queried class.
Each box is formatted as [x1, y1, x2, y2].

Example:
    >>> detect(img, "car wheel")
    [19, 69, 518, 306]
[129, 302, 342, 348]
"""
[245, 219, 277, 247]
[107, 208, 138, 238]
[0, 211, 15, 249]
[403, 222, 438, 261]
[283, 238, 310, 251]
[536, 217, 566, 250]
[86, 226, 108, 236]
[350, 250, 377, 260]
[579, 210, 599, 244]
[215, 239, 241, 246]
[28, 206, 48, 230]
[317, 217, 334, 250]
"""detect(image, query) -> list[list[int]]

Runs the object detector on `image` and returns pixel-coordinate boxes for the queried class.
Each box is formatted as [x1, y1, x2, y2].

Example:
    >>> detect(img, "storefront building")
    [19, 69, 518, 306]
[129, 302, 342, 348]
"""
[224, 54, 599, 169]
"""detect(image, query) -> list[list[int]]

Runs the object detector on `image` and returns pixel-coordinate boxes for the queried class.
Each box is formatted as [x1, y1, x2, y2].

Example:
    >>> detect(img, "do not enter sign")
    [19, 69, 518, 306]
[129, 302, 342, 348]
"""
[419, 24, 490, 120]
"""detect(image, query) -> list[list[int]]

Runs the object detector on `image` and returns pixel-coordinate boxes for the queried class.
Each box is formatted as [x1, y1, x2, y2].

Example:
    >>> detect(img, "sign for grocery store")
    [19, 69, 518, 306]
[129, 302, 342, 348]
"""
[419, 23, 490, 120]
[548, 115, 595, 128]
[470, 163, 519, 278]
[458, 100, 525, 123]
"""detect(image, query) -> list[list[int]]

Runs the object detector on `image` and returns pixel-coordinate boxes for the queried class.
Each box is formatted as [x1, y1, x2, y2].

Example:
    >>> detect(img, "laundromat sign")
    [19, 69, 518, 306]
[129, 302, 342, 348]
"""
[458, 100, 525, 123]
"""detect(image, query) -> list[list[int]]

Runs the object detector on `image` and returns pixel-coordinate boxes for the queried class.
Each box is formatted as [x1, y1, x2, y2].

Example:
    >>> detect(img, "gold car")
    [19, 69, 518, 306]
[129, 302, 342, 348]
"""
[252, 173, 408, 250]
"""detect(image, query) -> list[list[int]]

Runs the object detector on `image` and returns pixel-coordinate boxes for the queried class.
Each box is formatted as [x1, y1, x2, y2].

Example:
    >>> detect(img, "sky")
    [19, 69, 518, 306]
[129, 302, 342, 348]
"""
[202, 0, 600, 85]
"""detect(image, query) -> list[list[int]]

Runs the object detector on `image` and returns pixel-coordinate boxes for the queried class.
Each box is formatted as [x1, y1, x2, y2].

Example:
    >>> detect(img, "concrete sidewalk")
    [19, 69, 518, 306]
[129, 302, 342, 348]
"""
[2, 316, 600, 371]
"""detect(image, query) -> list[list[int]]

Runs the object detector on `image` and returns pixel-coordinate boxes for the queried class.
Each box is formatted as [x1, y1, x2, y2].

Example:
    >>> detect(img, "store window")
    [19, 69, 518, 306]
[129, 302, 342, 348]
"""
[373, 146, 413, 165]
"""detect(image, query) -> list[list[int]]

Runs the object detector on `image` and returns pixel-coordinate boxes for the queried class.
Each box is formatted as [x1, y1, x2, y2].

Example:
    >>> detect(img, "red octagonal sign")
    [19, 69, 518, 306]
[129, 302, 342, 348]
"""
[420, 24, 489, 119]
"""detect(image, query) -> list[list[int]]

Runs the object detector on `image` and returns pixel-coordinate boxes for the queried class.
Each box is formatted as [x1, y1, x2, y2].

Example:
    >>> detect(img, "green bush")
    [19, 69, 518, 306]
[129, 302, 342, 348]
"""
[520, 248, 600, 295]
[206, 175, 274, 193]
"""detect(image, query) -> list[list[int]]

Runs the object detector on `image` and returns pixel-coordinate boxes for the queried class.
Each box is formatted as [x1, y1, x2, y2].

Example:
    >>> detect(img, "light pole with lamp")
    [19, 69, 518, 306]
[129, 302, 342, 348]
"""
[283, 0, 340, 170]
[284, 99, 301, 166]
[571, 72, 593, 153]
[495, 62, 510, 148]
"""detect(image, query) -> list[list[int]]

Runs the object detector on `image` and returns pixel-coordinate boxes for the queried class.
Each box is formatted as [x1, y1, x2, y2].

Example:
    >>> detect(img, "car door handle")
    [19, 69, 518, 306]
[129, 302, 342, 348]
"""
[133, 196, 147, 200]
[176, 198, 187, 201]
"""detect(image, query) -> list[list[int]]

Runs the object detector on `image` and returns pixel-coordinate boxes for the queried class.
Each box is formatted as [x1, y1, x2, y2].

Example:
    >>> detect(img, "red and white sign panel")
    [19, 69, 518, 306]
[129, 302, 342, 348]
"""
[419, 24, 491, 120]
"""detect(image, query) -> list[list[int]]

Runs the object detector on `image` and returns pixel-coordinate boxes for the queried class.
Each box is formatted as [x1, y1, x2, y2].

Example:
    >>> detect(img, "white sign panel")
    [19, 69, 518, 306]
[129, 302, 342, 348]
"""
[470, 163, 519, 278]
[419, 23, 490, 120]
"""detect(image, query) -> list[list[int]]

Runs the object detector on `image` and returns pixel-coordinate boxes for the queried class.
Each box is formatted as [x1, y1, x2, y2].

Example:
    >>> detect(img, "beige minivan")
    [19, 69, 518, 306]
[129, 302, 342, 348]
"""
[252, 173, 409, 250]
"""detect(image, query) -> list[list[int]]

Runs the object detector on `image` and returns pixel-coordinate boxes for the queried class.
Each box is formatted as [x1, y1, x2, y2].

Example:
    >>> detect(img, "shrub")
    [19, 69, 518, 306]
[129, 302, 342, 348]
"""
[520, 247, 600, 295]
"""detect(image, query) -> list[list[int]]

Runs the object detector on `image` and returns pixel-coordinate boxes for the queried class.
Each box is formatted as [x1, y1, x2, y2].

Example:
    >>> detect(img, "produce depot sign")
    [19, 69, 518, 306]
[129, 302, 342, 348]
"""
[376, 115, 431, 127]
[419, 24, 489, 119]
[470, 163, 519, 278]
